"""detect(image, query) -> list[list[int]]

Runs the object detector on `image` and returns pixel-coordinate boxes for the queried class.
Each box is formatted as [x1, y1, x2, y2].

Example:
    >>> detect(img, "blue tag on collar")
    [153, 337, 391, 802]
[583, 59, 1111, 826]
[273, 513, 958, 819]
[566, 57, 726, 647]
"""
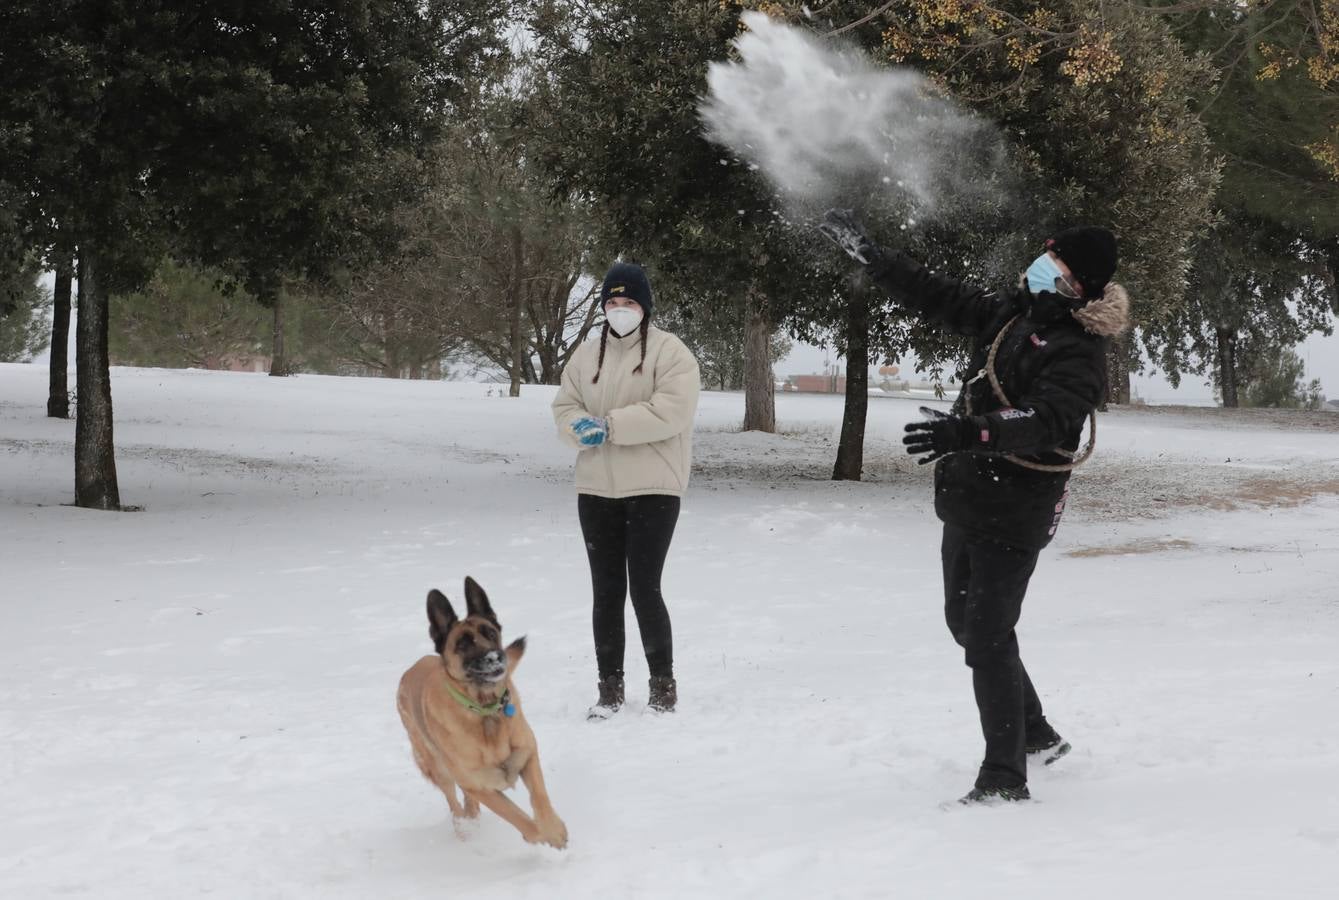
[504, 702, 516, 718]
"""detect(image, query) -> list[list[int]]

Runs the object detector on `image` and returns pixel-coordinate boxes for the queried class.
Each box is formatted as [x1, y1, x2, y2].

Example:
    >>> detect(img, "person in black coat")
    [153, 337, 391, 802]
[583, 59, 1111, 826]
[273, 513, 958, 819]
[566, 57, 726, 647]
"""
[820, 210, 1130, 804]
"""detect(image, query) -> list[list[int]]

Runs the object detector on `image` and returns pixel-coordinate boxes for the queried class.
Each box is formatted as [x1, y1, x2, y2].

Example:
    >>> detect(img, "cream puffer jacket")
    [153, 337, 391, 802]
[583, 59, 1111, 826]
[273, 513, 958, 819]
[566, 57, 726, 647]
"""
[552, 326, 700, 498]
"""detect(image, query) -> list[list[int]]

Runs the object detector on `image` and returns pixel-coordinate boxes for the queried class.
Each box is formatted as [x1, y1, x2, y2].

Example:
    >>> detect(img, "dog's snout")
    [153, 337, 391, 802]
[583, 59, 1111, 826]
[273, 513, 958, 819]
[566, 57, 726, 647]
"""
[467, 649, 507, 683]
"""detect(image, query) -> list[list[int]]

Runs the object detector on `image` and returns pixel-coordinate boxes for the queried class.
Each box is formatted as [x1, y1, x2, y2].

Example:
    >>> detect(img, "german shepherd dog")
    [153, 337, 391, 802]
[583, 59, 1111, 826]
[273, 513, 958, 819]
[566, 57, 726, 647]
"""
[397, 577, 568, 849]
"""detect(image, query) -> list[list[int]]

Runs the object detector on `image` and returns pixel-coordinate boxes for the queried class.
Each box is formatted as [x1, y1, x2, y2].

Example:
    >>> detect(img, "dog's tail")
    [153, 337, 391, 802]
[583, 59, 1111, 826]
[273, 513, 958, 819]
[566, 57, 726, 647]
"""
[505, 636, 527, 672]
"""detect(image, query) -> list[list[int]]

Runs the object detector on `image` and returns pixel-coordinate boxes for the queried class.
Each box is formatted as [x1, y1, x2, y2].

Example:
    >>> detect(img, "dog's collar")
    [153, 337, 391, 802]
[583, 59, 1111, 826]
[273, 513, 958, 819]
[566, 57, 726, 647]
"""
[446, 681, 515, 718]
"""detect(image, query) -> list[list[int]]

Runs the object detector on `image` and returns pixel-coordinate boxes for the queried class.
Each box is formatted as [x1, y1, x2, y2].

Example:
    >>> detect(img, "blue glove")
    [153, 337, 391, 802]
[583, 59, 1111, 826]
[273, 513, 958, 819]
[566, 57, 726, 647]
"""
[571, 416, 608, 447]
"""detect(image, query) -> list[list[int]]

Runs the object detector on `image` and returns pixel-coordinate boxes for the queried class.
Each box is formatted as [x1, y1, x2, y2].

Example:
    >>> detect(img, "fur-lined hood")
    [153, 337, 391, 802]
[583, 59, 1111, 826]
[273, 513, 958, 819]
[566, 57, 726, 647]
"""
[1072, 282, 1130, 338]
[1017, 275, 1131, 338]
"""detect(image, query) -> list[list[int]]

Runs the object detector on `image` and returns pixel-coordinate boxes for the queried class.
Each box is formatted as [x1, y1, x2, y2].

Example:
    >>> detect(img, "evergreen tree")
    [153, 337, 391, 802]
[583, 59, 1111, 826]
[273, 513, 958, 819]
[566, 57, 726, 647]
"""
[529, 0, 1217, 479]
[109, 259, 268, 370]
[527, 0, 846, 434]
[656, 299, 792, 393]
[816, 0, 1220, 403]
[1150, 217, 1337, 407]
[0, 1, 502, 508]
[1141, 2, 1339, 398]
[0, 256, 51, 363]
[1241, 346, 1326, 410]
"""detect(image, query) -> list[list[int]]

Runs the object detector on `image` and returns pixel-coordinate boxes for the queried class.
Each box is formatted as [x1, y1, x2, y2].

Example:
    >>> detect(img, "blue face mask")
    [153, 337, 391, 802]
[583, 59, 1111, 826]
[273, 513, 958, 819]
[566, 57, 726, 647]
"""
[1025, 253, 1080, 299]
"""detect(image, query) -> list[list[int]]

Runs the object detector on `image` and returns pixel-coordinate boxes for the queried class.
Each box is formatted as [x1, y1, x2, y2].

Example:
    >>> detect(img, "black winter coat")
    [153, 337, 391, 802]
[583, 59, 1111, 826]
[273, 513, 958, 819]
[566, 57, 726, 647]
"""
[868, 249, 1126, 550]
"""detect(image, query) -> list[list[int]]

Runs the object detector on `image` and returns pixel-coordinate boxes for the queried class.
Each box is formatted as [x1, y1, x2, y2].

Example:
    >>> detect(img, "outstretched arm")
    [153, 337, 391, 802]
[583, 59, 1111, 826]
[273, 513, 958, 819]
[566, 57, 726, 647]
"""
[819, 209, 1011, 338]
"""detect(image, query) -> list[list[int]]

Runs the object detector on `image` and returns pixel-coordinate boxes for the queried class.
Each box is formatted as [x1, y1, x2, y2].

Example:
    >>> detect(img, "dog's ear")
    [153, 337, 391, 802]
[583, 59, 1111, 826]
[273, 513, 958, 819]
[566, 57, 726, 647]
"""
[426, 589, 458, 653]
[505, 636, 526, 672]
[463, 576, 499, 626]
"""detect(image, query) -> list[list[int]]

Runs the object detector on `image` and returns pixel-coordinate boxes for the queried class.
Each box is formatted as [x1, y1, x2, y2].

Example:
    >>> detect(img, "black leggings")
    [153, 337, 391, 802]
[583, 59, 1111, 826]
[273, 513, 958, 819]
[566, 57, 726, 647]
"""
[578, 493, 680, 680]
[942, 523, 1051, 790]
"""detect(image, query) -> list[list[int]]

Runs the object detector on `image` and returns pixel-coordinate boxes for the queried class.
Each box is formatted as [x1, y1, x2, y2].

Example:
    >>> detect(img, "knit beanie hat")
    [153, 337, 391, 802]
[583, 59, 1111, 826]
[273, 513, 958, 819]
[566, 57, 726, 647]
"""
[600, 262, 654, 317]
[1046, 227, 1118, 298]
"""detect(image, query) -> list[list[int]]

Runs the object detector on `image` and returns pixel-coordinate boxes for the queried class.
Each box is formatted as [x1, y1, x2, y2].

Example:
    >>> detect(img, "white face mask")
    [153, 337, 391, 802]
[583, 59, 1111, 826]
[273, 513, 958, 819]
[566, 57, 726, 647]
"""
[605, 305, 644, 337]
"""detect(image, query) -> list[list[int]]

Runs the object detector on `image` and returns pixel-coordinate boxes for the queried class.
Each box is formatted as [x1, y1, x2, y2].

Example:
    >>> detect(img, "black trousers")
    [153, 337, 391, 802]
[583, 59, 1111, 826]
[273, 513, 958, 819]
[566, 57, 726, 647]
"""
[942, 523, 1052, 790]
[578, 493, 680, 680]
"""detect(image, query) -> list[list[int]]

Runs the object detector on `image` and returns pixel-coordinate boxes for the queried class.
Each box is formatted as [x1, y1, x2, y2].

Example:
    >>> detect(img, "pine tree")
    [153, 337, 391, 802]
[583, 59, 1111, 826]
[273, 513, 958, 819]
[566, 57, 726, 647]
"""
[527, 0, 846, 434]
[1149, 217, 1337, 407]
[108, 259, 269, 370]
[0, 256, 51, 363]
[1141, 2, 1339, 401]
[0, 0, 503, 508]
[529, 0, 1218, 477]
[1241, 346, 1325, 410]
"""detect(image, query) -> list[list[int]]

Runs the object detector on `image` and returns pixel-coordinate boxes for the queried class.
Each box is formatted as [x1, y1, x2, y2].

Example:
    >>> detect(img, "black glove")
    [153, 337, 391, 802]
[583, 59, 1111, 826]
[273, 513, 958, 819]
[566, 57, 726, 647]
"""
[817, 208, 877, 265]
[903, 409, 980, 465]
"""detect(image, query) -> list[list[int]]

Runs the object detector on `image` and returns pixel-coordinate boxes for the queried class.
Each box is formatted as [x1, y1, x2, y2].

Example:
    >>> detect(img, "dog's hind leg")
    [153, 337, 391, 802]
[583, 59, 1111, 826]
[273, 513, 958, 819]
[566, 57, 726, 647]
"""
[462, 789, 550, 847]
[412, 746, 470, 820]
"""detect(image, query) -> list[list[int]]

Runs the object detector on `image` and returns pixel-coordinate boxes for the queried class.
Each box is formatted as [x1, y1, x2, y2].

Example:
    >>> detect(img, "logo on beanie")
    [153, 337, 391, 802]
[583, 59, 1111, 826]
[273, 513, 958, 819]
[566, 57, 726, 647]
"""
[610, 285, 626, 294]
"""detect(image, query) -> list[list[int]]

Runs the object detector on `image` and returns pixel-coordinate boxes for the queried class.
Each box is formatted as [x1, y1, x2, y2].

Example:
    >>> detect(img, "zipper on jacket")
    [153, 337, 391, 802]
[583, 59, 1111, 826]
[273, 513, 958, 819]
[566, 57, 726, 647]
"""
[600, 335, 622, 494]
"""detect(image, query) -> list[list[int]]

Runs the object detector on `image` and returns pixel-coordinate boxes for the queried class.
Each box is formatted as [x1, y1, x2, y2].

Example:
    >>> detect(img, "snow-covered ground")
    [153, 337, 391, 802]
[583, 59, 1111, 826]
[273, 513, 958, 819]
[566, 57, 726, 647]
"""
[2, 362, 1337, 899]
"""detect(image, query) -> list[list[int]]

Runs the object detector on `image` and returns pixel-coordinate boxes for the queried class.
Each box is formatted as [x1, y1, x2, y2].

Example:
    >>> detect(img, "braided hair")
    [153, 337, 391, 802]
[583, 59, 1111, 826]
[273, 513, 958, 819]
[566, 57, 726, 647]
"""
[591, 322, 611, 384]
[633, 315, 649, 375]
[590, 315, 651, 384]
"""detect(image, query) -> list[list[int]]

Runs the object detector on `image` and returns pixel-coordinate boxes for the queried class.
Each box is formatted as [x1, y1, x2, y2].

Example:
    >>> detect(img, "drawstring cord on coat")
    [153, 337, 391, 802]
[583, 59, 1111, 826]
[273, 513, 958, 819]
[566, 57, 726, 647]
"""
[963, 315, 1097, 474]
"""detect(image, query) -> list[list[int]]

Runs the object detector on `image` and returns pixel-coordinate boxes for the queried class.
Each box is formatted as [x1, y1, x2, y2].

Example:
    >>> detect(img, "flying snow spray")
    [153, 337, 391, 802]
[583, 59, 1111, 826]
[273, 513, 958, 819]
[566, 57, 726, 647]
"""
[699, 12, 1018, 233]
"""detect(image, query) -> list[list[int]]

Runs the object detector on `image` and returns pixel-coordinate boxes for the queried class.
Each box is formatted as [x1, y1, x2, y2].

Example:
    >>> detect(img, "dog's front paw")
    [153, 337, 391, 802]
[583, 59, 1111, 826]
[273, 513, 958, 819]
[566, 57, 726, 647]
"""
[536, 815, 568, 850]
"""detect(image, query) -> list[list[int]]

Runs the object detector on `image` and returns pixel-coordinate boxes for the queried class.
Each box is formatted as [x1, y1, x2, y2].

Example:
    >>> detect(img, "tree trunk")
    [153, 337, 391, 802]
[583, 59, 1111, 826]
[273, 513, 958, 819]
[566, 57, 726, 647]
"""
[269, 292, 288, 376]
[832, 278, 870, 481]
[1216, 326, 1239, 408]
[74, 248, 121, 510]
[742, 291, 775, 432]
[1104, 332, 1131, 407]
[508, 226, 525, 398]
[47, 254, 73, 418]
[538, 346, 561, 385]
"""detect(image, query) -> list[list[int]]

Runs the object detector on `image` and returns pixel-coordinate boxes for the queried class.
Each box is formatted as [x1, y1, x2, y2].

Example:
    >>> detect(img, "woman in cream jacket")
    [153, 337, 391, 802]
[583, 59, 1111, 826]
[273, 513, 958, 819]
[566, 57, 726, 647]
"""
[552, 262, 700, 719]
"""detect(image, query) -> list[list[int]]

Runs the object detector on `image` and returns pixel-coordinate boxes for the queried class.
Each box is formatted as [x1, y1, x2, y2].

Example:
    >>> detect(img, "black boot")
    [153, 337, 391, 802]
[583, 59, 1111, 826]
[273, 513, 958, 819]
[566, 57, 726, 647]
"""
[587, 675, 624, 721]
[648, 675, 677, 713]
[958, 784, 1031, 805]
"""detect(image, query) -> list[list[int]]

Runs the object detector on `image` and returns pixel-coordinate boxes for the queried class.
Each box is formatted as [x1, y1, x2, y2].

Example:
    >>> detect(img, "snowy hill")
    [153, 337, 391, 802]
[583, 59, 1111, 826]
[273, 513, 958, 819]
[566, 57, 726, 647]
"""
[2, 362, 1337, 899]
